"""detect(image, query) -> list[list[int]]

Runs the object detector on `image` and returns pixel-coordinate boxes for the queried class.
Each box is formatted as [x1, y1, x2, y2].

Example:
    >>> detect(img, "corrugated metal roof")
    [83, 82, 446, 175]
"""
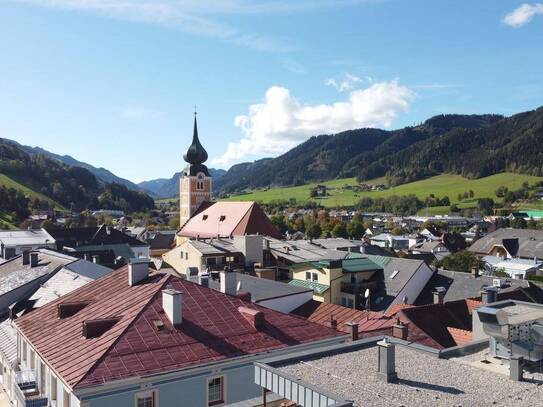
[288, 279, 329, 294]
[342, 257, 382, 273]
[0, 319, 17, 364]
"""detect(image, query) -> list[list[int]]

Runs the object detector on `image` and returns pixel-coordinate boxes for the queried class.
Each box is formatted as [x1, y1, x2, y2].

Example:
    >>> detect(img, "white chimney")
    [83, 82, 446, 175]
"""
[220, 269, 237, 296]
[162, 289, 182, 325]
[128, 258, 149, 286]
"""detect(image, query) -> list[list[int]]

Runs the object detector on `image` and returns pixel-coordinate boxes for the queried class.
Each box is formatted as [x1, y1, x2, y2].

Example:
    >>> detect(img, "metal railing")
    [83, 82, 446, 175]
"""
[340, 280, 377, 294]
[14, 370, 48, 407]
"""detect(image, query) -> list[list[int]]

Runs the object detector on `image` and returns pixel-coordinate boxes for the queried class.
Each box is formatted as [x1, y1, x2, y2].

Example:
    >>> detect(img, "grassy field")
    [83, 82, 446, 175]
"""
[223, 173, 543, 208]
[0, 173, 65, 210]
[0, 211, 16, 229]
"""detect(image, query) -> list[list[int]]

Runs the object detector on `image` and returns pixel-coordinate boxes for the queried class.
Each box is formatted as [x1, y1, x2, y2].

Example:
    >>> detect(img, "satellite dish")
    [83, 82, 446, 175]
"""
[364, 288, 370, 299]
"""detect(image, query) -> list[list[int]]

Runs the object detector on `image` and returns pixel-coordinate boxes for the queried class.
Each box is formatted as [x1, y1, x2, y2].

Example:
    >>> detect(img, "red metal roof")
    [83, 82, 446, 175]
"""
[15, 267, 341, 389]
[291, 301, 395, 336]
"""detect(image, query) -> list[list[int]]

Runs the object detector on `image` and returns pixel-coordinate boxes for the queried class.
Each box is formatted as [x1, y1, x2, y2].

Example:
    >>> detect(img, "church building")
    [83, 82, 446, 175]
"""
[179, 113, 212, 225]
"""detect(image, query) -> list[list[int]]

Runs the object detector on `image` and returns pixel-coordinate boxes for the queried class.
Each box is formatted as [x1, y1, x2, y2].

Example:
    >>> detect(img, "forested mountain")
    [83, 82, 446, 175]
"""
[0, 139, 154, 213]
[213, 108, 543, 194]
[139, 168, 226, 198]
[1, 138, 143, 192]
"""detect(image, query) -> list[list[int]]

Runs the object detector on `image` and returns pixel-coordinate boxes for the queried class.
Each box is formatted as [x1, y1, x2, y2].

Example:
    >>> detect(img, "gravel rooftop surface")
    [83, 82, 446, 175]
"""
[278, 346, 543, 407]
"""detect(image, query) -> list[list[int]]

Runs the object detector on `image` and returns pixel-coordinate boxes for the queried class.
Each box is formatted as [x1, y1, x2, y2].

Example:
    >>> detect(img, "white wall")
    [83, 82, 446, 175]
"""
[386, 262, 434, 310]
[256, 291, 313, 314]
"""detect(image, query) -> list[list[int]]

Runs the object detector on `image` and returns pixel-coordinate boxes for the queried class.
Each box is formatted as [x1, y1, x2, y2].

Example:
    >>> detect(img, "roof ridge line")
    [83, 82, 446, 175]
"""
[74, 272, 171, 389]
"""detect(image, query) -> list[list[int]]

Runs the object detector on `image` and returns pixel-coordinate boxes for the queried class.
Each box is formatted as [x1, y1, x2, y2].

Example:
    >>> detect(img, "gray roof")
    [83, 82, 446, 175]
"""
[468, 228, 543, 259]
[267, 238, 349, 263]
[307, 238, 359, 250]
[208, 272, 312, 302]
[0, 228, 55, 246]
[189, 239, 241, 256]
[63, 259, 113, 280]
[28, 268, 93, 308]
[0, 250, 75, 296]
[367, 256, 426, 297]
[0, 319, 17, 364]
[277, 345, 543, 406]
[416, 268, 532, 304]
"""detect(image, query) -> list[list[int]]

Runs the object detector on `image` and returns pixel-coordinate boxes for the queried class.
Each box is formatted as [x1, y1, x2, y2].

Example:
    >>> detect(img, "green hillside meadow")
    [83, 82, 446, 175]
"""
[0, 173, 65, 210]
[223, 173, 543, 209]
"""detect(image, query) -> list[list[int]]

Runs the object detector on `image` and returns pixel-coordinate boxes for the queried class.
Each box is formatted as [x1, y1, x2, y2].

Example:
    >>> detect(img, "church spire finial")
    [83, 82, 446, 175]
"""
[183, 111, 208, 165]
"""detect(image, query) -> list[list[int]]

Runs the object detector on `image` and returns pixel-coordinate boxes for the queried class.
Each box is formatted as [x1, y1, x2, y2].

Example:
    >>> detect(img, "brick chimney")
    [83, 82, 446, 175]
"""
[345, 321, 359, 341]
[328, 315, 338, 330]
[392, 319, 408, 340]
[238, 306, 264, 329]
[162, 289, 182, 325]
[236, 291, 252, 302]
[30, 252, 39, 268]
[22, 250, 30, 266]
[481, 286, 498, 304]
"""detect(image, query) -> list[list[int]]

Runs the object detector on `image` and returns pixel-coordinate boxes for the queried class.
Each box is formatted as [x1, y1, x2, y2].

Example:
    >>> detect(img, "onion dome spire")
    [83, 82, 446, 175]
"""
[183, 112, 208, 165]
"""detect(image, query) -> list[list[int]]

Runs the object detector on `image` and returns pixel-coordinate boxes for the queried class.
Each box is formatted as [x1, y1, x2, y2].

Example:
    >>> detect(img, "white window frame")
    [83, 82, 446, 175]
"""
[305, 272, 311, 281]
[207, 375, 226, 406]
[134, 389, 158, 407]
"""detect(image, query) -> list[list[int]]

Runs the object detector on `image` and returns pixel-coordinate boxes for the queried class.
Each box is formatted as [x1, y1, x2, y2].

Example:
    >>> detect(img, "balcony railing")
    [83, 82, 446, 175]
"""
[341, 280, 377, 294]
[14, 371, 48, 407]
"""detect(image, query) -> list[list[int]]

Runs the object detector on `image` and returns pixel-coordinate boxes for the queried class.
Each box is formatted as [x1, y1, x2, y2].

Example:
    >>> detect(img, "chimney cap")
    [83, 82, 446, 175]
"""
[162, 288, 182, 296]
[129, 257, 149, 264]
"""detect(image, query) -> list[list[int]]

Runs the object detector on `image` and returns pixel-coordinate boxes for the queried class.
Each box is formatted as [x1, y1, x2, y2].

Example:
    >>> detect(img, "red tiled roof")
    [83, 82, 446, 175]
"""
[384, 303, 415, 317]
[179, 201, 281, 239]
[291, 301, 395, 336]
[446, 327, 473, 346]
[15, 267, 342, 389]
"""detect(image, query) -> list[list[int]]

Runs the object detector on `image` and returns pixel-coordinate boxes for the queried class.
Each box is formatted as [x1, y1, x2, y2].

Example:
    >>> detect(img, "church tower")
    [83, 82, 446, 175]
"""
[179, 113, 212, 226]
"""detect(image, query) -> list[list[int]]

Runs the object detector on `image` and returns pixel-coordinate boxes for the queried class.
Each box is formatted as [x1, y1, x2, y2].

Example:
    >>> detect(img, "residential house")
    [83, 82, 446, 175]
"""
[288, 254, 382, 309]
[146, 230, 177, 257]
[162, 235, 264, 277]
[483, 256, 542, 280]
[409, 240, 451, 261]
[206, 272, 313, 313]
[370, 234, 419, 252]
[0, 229, 56, 260]
[365, 255, 435, 312]
[0, 251, 112, 403]
[46, 225, 150, 267]
[468, 228, 543, 261]
[12, 264, 345, 407]
[415, 268, 543, 305]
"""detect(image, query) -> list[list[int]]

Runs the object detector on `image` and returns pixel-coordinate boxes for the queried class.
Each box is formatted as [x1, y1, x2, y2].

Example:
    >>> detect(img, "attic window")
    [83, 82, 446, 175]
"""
[390, 270, 400, 279]
[57, 302, 89, 319]
[219, 216, 226, 222]
[82, 317, 121, 339]
[202, 215, 208, 220]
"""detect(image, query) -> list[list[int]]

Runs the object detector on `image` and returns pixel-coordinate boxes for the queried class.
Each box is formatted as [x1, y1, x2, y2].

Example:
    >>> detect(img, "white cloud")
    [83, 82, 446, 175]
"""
[213, 80, 415, 167]
[503, 3, 543, 27]
[120, 107, 162, 120]
[325, 73, 364, 92]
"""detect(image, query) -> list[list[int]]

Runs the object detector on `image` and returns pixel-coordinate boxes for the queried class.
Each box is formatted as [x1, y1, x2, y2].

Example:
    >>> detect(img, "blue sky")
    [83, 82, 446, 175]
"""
[1, 1, 542, 183]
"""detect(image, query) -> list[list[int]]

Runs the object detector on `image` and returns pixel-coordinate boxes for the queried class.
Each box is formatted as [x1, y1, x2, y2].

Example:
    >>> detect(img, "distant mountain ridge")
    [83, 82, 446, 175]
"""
[3, 139, 144, 192]
[213, 108, 543, 194]
[139, 168, 226, 198]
